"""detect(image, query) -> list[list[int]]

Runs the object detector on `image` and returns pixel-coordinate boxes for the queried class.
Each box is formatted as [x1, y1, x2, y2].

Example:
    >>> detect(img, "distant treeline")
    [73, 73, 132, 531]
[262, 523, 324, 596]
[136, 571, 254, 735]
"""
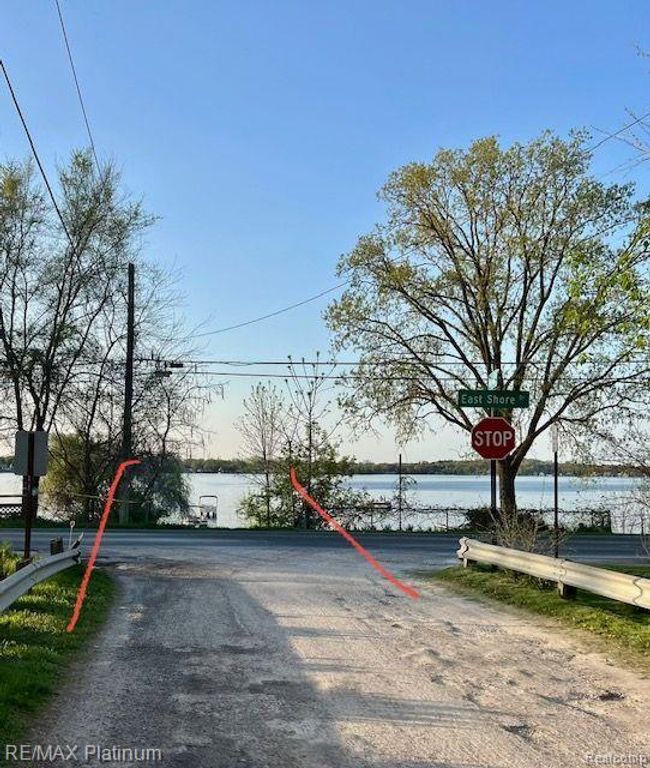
[182, 457, 646, 477]
[1, 454, 644, 478]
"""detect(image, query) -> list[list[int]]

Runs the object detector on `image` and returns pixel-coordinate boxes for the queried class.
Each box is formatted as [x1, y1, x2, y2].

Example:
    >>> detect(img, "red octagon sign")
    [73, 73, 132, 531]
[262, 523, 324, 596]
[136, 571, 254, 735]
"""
[471, 417, 516, 460]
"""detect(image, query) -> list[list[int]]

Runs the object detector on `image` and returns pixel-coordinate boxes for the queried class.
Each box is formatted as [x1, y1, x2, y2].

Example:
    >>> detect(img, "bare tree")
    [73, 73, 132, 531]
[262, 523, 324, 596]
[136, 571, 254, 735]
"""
[0, 151, 213, 523]
[582, 421, 650, 554]
[0, 152, 152, 515]
[283, 353, 345, 526]
[45, 263, 211, 523]
[236, 382, 286, 526]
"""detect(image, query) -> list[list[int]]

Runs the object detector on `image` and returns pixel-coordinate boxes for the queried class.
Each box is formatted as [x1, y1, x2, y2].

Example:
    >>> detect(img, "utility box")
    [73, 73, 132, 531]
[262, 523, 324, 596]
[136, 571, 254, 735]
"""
[14, 431, 49, 476]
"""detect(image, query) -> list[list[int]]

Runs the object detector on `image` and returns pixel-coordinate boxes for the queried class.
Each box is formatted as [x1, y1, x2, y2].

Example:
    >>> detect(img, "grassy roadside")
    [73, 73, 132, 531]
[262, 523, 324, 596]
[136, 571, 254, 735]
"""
[428, 563, 650, 668]
[0, 560, 115, 748]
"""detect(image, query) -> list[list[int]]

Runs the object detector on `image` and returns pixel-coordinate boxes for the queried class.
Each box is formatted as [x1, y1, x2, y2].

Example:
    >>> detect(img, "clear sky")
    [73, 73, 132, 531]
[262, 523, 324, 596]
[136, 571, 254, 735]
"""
[2, 1, 649, 461]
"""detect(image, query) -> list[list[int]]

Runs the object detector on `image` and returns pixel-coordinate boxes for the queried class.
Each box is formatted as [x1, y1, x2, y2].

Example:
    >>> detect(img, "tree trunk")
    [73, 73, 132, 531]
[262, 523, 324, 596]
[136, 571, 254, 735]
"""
[497, 459, 517, 519]
[264, 466, 271, 527]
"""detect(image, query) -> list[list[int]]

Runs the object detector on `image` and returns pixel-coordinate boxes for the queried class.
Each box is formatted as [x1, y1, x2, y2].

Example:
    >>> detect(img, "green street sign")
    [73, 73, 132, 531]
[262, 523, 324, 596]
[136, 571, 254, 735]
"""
[458, 389, 530, 409]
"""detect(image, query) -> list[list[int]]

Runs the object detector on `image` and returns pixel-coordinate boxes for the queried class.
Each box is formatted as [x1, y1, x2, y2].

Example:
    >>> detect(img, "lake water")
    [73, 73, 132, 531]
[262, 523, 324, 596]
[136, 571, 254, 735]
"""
[1, 471, 645, 533]
[187, 472, 646, 533]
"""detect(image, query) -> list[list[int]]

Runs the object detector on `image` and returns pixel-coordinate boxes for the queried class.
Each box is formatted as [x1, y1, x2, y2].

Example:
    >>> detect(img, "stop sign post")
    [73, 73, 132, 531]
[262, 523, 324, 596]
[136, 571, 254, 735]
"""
[471, 417, 516, 460]
[470, 417, 517, 520]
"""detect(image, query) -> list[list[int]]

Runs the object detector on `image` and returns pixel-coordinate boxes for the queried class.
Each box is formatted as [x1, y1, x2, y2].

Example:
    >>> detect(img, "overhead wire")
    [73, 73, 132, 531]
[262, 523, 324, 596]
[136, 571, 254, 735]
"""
[136, 357, 650, 368]
[0, 59, 75, 249]
[194, 117, 650, 341]
[145, 368, 650, 386]
[193, 282, 347, 337]
[587, 109, 650, 152]
[54, 0, 100, 173]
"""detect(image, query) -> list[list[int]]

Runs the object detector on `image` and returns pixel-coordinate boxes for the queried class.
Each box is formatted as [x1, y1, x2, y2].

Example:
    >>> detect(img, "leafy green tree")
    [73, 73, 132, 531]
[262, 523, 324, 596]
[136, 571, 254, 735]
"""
[238, 424, 368, 528]
[127, 453, 190, 524]
[42, 434, 191, 525]
[41, 432, 115, 523]
[326, 132, 650, 529]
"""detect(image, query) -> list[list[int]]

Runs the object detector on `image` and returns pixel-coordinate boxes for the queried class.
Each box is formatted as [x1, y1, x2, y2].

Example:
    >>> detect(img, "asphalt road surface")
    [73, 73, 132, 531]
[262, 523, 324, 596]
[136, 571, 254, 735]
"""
[2, 528, 648, 565]
[6, 530, 650, 767]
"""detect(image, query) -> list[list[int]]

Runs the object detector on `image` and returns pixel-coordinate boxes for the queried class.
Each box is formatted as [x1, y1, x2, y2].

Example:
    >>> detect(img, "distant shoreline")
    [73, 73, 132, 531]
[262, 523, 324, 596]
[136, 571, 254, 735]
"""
[182, 459, 647, 478]
[0, 461, 645, 479]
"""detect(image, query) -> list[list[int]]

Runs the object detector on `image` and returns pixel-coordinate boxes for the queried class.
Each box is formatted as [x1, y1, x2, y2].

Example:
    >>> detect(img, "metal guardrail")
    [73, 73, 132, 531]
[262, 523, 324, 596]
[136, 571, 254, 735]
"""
[0, 545, 82, 612]
[457, 537, 650, 611]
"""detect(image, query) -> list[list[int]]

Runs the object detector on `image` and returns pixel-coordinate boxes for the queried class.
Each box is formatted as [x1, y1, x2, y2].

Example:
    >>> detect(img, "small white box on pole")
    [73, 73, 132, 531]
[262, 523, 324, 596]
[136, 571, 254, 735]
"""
[14, 431, 49, 476]
[551, 423, 560, 453]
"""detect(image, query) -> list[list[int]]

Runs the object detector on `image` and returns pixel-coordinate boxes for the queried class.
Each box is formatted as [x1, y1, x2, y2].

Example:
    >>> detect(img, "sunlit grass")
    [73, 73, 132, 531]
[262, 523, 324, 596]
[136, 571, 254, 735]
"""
[430, 563, 650, 665]
[0, 563, 114, 747]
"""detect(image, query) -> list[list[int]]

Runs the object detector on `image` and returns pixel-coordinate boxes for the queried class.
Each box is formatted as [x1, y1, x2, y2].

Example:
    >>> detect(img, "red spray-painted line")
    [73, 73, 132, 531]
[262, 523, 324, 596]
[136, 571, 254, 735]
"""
[290, 467, 419, 600]
[66, 459, 140, 633]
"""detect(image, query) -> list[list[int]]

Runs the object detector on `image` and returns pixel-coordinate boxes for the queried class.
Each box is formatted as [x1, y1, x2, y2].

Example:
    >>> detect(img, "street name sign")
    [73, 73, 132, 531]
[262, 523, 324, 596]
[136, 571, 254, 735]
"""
[458, 389, 529, 409]
[471, 417, 516, 460]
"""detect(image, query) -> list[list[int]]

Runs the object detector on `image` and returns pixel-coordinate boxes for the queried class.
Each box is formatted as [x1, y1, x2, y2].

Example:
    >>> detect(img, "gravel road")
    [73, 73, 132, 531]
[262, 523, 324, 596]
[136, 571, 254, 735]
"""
[23, 536, 650, 768]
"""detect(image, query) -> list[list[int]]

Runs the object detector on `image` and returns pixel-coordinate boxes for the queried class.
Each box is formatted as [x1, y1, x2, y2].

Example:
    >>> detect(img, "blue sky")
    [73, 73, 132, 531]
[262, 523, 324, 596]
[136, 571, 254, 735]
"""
[2, 1, 649, 460]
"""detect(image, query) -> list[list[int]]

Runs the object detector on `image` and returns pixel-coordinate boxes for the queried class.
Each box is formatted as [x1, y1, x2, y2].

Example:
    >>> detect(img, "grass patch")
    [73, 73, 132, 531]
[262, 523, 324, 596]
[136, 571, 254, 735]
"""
[0, 562, 115, 749]
[0, 543, 18, 580]
[430, 563, 650, 667]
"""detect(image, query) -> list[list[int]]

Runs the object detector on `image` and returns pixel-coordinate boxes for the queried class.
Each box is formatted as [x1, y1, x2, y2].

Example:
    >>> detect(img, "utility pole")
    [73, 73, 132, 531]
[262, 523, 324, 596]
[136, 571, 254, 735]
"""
[119, 262, 135, 524]
[287, 438, 297, 526]
[397, 452, 403, 532]
[305, 417, 312, 529]
[22, 432, 35, 562]
[551, 423, 560, 558]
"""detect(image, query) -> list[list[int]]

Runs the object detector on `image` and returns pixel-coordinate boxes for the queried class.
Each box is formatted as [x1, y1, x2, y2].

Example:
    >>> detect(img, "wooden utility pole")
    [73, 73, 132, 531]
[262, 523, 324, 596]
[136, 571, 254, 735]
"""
[305, 417, 312, 529]
[119, 262, 135, 524]
[552, 423, 560, 558]
[397, 452, 403, 532]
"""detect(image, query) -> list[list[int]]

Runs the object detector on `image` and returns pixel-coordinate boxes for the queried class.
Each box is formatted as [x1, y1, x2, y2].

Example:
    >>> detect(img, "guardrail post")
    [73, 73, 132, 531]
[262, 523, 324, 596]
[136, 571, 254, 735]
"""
[557, 582, 577, 600]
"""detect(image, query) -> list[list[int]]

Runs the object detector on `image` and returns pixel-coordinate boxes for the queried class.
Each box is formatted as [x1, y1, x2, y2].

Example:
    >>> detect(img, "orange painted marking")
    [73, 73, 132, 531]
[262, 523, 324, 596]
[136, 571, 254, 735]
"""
[290, 467, 420, 600]
[66, 459, 140, 633]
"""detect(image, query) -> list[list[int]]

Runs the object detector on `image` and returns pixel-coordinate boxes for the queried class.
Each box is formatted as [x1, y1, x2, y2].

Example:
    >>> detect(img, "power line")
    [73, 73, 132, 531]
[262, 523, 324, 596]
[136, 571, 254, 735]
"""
[195, 123, 650, 341]
[137, 357, 650, 368]
[194, 282, 347, 337]
[0, 59, 75, 250]
[588, 109, 650, 152]
[151, 368, 650, 385]
[54, 0, 100, 173]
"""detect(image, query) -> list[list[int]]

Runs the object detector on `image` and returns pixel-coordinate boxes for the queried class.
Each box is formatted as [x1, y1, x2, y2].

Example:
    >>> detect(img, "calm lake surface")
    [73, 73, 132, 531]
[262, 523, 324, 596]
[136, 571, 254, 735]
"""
[188, 473, 644, 532]
[1, 472, 644, 532]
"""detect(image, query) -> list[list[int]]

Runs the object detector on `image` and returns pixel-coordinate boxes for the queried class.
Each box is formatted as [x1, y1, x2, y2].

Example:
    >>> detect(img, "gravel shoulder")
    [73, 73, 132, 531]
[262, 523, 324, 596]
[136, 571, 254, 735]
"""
[25, 542, 650, 768]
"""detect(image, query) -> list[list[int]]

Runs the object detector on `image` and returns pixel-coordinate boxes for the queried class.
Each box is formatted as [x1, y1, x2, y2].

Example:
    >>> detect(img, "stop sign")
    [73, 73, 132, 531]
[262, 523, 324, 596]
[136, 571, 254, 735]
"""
[471, 417, 516, 460]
